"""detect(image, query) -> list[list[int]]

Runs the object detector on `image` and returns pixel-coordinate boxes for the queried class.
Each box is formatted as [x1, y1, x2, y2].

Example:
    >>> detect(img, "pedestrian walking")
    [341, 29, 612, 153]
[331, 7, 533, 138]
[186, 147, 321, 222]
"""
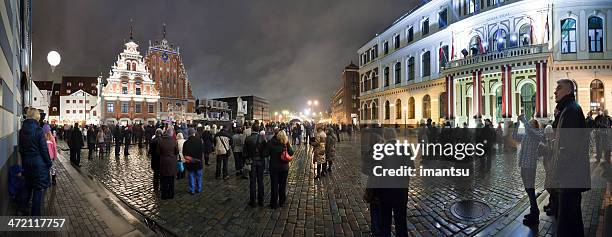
[104, 126, 112, 155]
[232, 127, 246, 177]
[149, 129, 163, 191]
[214, 127, 232, 179]
[325, 127, 336, 172]
[594, 109, 611, 163]
[512, 114, 544, 226]
[551, 79, 590, 237]
[263, 130, 293, 209]
[183, 128, 203, 194]
[313, 126, 327, 179]
[157, 128, 179, 199]
[97, 127, 105, 157]
[86, 126, 96, 160]
[18, 108, 52, 216]
[112, 124, 122, 158]
[43, 124, 58, 186]
[69, 123, 84, 166]
[244, 124, 266, 207]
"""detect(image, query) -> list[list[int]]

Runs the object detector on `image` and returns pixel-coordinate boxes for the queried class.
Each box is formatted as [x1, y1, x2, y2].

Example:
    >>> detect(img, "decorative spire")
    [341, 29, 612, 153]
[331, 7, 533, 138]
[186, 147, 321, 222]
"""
[129, 18, 134, 41]
[162, 22, 166, 39]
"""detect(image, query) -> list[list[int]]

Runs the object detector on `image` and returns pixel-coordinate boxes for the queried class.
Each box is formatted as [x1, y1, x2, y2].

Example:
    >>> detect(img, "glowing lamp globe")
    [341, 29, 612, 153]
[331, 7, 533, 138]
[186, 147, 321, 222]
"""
[47, 51, 61, 72]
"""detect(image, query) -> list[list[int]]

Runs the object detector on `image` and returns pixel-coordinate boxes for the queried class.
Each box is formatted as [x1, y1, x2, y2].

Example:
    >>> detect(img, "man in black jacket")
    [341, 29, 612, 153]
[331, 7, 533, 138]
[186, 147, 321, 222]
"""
[86, 126, 96, 159]
[551, 79, 589, 237]
[69, 123, 84, 166]
[183, 128, 203, 194]
[201, 127, 214, 166]
[243, 124, 266, 207]
[123, 125, 132, 157]
[112, 124, 123, 158]
[149, 129, 163, 191]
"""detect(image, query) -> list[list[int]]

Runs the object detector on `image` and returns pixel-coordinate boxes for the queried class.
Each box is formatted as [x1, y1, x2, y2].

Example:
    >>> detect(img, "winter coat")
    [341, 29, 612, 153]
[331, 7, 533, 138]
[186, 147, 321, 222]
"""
[177, 138, 186, 160]
[157, 136, 179, 177]
[244, 133, 266, 161]
[512, 117, 544, 169]
[232, 133, 245, 153]
[313, 131, 327, 164]
[214, 130, 232, 156]
[551, 95, 590, 192]
[325, 131, 336, 161]
[183, 136, 203, 171]
[46, 135, 58, 161]
[201, 131, 214, 154]
[263, 136, 294, 172]
[87, 128, 96, 144]
[69, 127, 84, 149]
[149, 136, 161, 172]
[19, 119, 52, 189]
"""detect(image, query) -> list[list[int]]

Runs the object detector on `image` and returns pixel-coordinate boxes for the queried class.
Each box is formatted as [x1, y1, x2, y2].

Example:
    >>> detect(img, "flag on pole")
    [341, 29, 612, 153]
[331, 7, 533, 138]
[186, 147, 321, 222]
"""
[451, 31, 455, 59]
[545, 14, 550, 42]
[439, 43, 448, 66]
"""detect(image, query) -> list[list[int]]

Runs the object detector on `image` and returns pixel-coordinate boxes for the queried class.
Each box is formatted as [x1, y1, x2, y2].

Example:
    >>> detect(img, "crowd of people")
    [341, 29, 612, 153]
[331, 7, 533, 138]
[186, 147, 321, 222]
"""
[14, 80, 606, 237]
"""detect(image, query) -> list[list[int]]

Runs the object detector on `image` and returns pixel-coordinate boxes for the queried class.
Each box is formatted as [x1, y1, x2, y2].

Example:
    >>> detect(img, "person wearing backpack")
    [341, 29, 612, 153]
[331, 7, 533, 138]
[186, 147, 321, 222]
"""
[263, 130, 294, 209]
[244, 124, 267, 207]
[214, 127, 233, 180]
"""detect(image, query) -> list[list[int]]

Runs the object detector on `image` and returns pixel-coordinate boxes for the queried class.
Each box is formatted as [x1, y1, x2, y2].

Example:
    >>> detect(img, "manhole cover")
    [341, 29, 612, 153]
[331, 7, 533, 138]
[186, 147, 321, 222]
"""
[449, 200, 491, 221]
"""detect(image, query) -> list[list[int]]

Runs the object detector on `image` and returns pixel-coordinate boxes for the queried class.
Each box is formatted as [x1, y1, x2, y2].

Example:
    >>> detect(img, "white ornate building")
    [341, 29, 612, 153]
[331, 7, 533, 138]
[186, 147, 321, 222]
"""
[100, 36, 160, 125]
[358, 0, 612, 127]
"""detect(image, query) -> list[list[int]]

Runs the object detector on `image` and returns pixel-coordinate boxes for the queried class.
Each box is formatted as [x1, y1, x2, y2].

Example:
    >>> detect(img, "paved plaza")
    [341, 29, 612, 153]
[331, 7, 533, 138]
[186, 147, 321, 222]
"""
[54, 134, 611, 237]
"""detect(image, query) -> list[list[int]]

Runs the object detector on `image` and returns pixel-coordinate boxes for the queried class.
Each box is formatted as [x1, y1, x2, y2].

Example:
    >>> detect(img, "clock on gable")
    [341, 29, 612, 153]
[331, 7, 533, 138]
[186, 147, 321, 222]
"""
[161, 52, 169, 62]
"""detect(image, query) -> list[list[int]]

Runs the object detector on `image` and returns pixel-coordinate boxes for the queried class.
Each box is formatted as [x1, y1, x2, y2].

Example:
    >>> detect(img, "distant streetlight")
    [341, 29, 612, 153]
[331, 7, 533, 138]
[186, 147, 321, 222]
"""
[314, 100, 319, 106]
[307, 100, 312, 106]
[47, 51, 61, 72]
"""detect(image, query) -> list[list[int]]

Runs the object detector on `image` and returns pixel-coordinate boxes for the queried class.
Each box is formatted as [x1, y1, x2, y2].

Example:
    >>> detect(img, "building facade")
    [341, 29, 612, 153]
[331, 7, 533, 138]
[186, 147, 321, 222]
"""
[58, 76, 99, 125]
[358, 0, 612, 127]
[100, 38, 160, 125]
[214, 96, 270, 122]
[48, 82, 61, 124]
[195, 98, 231, 121]
[32, 81, 54, 118]
[145, 28, 196, 122]
[331, 63, 360, 125]
[0, 0, 32, 215]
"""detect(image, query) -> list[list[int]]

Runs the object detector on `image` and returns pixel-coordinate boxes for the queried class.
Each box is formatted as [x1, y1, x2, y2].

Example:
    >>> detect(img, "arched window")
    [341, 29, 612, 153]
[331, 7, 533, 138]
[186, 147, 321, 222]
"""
[470, 35, 482, 55]
[588, 16, 603, 52]
[423, 95, 431, 119]
[520, 83, 536, 119]
[495, 86, 503, 120]
[371, 102, 378, 120]
[384, 100, 390, 120]
[439, 92, 447, 118]
[372, 69, 379, 89]
[396, 99, 402, 119]
[561, 18, 577, 53]
[519, 24, 532, 46]
[491, 29, 507, 52]
[422, 51, 430, 77]
[384, 67, 390, 87]
[394, 62, 401, 84]
[590, 79, 605, 112]
[132, 62, 137, 71]
[408, 97, 415, 119]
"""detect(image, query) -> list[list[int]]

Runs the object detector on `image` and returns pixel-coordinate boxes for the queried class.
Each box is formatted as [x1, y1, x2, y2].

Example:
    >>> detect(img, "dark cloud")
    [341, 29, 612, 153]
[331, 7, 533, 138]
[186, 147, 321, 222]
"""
[33, 0, 417, 111]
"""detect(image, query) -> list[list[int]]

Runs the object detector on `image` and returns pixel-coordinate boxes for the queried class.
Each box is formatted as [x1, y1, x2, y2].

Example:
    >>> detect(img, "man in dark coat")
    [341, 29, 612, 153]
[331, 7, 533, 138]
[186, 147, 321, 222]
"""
[149, 129, 163, 191]
[133, 123, 144, 149]
[19, 108, 52, 216]
[551, 79, 590, 237]
[86, 126, 96, 160]
[145, 124, 154, 144]
[69, 123, 84, 166]
[183, 128, 203, 194]
[123, 125, 132, 157]
[112, 124, 123, 158]
[244, 124, 267, 206]
[201, 127, 214, 166]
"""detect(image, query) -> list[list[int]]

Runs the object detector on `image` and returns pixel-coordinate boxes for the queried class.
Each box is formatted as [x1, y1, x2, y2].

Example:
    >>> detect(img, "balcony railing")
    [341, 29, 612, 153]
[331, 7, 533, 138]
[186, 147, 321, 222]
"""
[444, 44, 548, 70]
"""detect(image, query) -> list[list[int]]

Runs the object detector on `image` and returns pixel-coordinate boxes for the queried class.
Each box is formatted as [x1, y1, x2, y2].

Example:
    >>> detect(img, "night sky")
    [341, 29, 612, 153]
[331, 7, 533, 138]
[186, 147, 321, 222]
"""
[33, 0, 417, 111]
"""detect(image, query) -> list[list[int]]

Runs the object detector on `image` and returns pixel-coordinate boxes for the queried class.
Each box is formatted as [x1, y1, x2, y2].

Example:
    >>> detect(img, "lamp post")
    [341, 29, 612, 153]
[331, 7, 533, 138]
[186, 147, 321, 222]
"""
[403, 106, 407, 137]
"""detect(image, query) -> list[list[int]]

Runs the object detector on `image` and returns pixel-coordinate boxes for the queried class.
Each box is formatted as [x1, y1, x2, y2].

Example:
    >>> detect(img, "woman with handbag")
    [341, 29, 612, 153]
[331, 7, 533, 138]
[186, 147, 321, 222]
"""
[263, 130, 294, 209]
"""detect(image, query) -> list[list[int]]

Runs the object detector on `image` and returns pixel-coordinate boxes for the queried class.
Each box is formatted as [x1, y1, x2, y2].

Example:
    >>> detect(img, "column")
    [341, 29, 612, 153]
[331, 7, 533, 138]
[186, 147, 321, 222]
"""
[535, 61, 548, 117]
[472, 69, 482, 116]
[502, 65, 513, 118]
[446, 75, 455, 119]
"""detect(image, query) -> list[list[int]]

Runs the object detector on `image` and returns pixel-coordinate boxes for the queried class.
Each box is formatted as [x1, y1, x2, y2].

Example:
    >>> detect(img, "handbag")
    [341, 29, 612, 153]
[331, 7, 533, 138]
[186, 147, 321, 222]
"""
[281, 145, 292, 162]
[177, 160, 185, 173]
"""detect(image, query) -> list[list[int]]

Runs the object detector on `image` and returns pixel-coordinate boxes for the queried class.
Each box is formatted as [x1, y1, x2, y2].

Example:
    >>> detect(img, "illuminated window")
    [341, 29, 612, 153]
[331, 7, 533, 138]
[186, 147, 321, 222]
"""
[107, 103, 114, 112]
[121, 103, 128, 113]
[561, 18, 577, 53]
[588, 16, 603, 52]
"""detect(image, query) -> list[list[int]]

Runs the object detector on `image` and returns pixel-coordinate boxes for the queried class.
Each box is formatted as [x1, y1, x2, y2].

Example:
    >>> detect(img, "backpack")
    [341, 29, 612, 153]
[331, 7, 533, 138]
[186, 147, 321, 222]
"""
[216, 136, 229, 155]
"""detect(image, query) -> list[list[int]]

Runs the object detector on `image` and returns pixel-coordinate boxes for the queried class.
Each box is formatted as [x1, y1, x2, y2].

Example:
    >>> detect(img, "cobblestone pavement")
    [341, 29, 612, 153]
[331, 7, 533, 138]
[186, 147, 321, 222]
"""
[56, 135, 609, 237]
[6, 154, 113, 237]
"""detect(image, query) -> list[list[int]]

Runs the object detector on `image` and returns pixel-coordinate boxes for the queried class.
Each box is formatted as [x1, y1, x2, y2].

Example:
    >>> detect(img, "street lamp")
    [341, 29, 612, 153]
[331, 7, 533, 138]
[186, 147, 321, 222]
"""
[314, 100, 319, 106]
[403, 106, 408, 137]
[308, 100, 312, 106]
